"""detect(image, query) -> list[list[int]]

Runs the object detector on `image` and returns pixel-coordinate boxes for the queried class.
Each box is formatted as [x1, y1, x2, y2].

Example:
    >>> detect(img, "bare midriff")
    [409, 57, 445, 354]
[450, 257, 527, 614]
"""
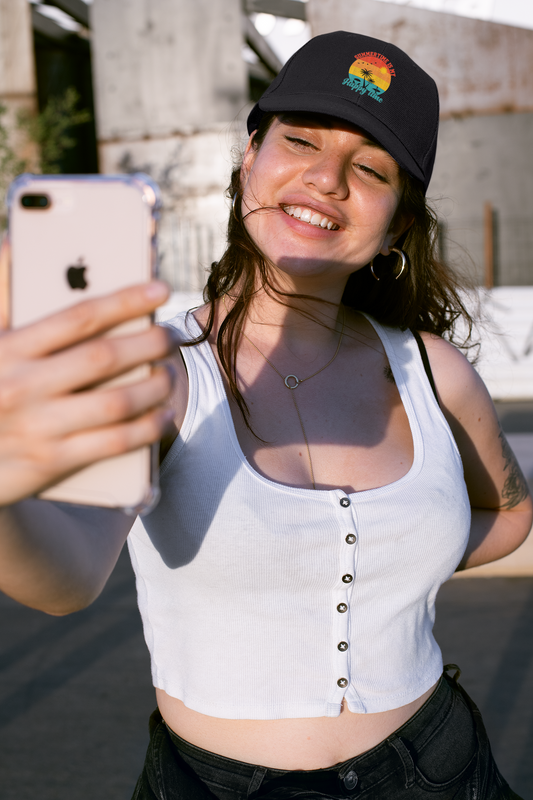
[156, 682, 438, 770]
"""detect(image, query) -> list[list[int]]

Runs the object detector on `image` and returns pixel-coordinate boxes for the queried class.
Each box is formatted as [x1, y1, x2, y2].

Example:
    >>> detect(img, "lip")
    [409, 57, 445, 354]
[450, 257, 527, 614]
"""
[279, 209, 341, 239]
[279, 196, 346, 229]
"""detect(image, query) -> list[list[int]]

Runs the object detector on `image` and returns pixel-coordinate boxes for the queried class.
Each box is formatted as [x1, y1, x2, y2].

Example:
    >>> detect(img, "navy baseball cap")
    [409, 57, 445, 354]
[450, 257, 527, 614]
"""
[247, 31, 440, 191]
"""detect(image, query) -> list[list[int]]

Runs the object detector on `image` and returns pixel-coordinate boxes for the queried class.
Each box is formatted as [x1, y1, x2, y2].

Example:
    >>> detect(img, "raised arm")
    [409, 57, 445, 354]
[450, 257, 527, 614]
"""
[0, 281, 178, 613]
[423, 334, 533, 570]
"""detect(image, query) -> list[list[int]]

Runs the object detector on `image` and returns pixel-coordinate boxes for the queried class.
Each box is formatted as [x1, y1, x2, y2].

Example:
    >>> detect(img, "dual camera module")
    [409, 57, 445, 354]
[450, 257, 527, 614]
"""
[20, 194, 51, 209]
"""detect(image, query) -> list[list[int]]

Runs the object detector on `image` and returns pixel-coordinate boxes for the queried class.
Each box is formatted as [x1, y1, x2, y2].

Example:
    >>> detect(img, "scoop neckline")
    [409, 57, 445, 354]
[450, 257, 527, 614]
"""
[184, 310, 423, 500]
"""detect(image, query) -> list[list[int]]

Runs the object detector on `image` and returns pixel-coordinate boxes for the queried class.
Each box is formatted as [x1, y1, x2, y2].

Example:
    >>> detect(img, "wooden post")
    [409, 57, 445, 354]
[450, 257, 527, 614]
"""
[484, 202, 494, 289]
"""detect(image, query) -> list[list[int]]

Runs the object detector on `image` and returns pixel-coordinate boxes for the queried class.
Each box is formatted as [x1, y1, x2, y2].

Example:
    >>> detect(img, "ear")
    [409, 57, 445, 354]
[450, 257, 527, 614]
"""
[379, 214, 414, 256]
[240, 131, 257, 189]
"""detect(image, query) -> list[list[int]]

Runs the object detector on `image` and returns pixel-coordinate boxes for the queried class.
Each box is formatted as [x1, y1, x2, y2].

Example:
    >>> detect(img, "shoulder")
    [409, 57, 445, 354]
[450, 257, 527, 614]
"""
[417, 331, 501, 493]
[416, 331, 489, 419]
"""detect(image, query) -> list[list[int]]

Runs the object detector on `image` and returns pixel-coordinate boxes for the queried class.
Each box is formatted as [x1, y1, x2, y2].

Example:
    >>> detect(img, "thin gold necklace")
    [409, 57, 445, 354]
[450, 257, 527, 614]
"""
[226, 298, 345, 490]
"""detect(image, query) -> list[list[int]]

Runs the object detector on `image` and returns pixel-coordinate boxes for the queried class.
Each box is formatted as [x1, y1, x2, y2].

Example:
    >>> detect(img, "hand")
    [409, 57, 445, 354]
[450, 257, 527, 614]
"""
[0, 279, 177, 505]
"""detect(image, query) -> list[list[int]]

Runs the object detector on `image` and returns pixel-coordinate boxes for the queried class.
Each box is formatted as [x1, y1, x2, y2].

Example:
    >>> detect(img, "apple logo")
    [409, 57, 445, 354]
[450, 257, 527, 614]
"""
[66, 257, 88, 290]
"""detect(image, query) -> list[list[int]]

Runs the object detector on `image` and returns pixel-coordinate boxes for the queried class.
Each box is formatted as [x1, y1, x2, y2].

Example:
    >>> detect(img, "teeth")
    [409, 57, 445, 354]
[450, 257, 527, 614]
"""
[283, 205, 339, 230]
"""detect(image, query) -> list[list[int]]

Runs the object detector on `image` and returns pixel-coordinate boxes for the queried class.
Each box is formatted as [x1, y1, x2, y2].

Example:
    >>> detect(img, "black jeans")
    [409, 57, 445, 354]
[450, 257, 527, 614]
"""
[132, 668, 523, 799]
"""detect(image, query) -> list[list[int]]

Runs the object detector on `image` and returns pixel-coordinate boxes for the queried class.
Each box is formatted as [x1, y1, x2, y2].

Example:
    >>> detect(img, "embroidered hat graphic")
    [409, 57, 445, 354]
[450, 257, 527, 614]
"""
[342, 52, 396, 103]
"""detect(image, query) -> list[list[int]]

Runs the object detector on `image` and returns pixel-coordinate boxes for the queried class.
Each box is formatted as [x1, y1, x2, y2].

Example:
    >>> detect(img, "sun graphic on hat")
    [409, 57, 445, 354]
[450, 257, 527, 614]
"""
[343, 51, 396, 103]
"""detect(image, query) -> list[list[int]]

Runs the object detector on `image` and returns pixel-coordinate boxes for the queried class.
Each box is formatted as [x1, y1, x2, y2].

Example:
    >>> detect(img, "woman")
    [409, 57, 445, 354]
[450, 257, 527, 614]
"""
[0, 31, 531, 800]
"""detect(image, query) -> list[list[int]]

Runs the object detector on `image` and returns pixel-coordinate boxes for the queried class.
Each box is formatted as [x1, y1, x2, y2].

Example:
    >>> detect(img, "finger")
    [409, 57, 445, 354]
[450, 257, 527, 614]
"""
[2, 281, 170, 359]
[0, 406, 175, 505]
[5, 367, 174, 440]
[54, 406, 176, 472]
[0, 325, 177, 409]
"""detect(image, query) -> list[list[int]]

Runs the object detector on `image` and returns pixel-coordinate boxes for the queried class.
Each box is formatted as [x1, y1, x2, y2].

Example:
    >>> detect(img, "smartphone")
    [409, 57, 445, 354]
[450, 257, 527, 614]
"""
[7, 173, 161, 513]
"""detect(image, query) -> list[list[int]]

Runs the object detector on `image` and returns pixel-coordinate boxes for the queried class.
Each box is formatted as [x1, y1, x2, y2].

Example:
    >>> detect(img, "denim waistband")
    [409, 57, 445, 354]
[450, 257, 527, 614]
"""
[164, 668, 469, 798]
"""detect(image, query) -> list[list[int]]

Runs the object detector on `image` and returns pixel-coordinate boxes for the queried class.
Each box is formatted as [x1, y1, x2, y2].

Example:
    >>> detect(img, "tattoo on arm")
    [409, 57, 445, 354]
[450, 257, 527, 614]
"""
[498, 426, 530, 509]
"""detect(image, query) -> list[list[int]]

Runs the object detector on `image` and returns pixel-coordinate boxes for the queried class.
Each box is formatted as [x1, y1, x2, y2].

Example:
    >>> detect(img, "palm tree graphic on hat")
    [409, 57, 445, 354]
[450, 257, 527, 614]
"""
[360, 68, 374, 88]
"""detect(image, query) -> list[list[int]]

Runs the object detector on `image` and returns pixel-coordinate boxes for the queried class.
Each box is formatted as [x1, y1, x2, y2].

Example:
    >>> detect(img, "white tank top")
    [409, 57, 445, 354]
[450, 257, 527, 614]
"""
[128, 311, 470, 720]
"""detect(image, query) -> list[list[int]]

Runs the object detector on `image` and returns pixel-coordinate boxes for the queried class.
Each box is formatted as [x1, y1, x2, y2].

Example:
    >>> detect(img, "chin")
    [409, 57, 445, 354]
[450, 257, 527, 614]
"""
[267, 255, 353, 289]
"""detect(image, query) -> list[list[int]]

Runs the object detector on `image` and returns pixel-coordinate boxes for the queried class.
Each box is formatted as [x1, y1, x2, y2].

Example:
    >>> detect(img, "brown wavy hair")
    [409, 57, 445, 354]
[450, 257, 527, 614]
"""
[183, 112, 475, 427]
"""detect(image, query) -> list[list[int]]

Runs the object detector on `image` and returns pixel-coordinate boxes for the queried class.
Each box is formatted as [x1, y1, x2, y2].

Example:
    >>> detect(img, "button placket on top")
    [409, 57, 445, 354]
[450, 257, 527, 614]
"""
[331, 491, 358, 703]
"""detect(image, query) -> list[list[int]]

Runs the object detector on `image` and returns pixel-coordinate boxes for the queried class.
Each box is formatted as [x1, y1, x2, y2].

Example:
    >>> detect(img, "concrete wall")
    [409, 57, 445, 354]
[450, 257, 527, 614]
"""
[0, 0, 38, 207]
[308, 0, 533, 286]
[90, 0, 249, 290]
[431, 113, 533, 285]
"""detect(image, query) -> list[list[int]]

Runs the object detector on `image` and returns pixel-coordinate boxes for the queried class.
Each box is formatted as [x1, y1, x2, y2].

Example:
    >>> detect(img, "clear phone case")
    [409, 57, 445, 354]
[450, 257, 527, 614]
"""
[7, 173, 162, 514]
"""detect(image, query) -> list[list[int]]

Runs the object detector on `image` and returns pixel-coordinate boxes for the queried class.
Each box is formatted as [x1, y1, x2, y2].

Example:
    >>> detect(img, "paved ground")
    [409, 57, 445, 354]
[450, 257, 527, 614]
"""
[0, 403, 532, 799]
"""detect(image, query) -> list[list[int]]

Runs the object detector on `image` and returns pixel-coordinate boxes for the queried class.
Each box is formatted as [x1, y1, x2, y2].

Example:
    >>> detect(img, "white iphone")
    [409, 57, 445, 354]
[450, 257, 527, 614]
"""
[7, 173, 161, 513]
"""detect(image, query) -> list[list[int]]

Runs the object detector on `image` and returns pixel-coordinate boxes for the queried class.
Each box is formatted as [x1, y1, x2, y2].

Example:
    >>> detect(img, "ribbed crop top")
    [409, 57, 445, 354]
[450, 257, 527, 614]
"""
[127, 311, 471, 720]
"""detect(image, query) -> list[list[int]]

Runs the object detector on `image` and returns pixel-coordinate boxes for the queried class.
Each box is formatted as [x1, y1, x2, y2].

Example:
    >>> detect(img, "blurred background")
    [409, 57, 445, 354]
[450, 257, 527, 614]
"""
[0, 1, 533, 798]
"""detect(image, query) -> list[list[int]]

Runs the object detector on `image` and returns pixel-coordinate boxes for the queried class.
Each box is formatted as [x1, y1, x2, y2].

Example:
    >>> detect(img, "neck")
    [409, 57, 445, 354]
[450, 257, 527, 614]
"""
[243, 285, 345, 356]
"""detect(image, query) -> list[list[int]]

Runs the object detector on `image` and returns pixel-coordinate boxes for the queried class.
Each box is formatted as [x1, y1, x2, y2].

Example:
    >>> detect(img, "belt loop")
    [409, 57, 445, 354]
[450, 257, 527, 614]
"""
[247, 766, 267, 796]
[443, 663, 462, 683]
[387, 734, 416, 790]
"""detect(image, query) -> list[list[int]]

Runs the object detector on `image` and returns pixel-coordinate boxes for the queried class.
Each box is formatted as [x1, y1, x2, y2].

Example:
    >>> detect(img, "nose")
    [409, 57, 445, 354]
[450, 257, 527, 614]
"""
[302, 152, 350, 199]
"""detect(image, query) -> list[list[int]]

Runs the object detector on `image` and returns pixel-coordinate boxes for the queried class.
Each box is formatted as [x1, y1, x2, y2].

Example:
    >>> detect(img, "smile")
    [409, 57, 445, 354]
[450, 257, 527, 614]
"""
[282, 205, 340, 230]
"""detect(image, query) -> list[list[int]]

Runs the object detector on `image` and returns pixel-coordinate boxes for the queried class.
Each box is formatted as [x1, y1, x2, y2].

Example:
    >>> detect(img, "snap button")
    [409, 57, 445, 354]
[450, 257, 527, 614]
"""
[337, 603, 348, 613]
[342, 574, 353, 584]
[343, 770, 358, 790]
[345, 534, 356, 544]
[338, 641, 348, 651]
[337, 677, 348, 688]
[340, 497, 350, 508]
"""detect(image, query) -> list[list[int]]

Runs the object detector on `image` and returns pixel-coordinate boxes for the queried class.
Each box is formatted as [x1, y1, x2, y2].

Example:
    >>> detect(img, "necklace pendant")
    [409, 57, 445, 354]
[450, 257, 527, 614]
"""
[284, 374, 300, 390]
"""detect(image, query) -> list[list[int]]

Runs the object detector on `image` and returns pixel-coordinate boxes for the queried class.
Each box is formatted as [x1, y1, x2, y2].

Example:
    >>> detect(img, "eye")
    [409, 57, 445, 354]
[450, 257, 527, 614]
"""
[355, 163, 386, 182]
[285, 136, 317, 151]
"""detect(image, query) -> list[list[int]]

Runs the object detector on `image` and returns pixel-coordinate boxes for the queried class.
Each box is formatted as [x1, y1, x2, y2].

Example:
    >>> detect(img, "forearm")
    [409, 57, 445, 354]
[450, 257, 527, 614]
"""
[458, 503, 533, 571]
[0, 499, 133, 614]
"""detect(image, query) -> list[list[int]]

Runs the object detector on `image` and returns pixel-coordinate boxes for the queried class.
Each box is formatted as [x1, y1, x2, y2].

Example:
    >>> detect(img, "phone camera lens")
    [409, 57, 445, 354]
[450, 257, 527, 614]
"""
[21, 194, 51, 209]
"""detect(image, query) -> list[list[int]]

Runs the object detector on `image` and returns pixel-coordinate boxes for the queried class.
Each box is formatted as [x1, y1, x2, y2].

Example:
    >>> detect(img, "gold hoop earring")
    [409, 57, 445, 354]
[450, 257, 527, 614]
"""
[391, 247, 408, 280]
[370, 248, 408, 281]
[232, 192, 239, 221]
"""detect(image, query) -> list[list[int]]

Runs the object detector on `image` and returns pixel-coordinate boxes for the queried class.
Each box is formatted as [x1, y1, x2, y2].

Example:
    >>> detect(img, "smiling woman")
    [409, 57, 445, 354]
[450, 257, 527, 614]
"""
[0, 29, 530, 800]
[124, 30, 531, 800]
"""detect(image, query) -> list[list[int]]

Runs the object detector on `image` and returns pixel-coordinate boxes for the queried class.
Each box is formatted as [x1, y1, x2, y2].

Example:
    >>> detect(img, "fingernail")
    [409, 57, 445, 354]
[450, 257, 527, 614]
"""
[145, 281, 170, 301]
